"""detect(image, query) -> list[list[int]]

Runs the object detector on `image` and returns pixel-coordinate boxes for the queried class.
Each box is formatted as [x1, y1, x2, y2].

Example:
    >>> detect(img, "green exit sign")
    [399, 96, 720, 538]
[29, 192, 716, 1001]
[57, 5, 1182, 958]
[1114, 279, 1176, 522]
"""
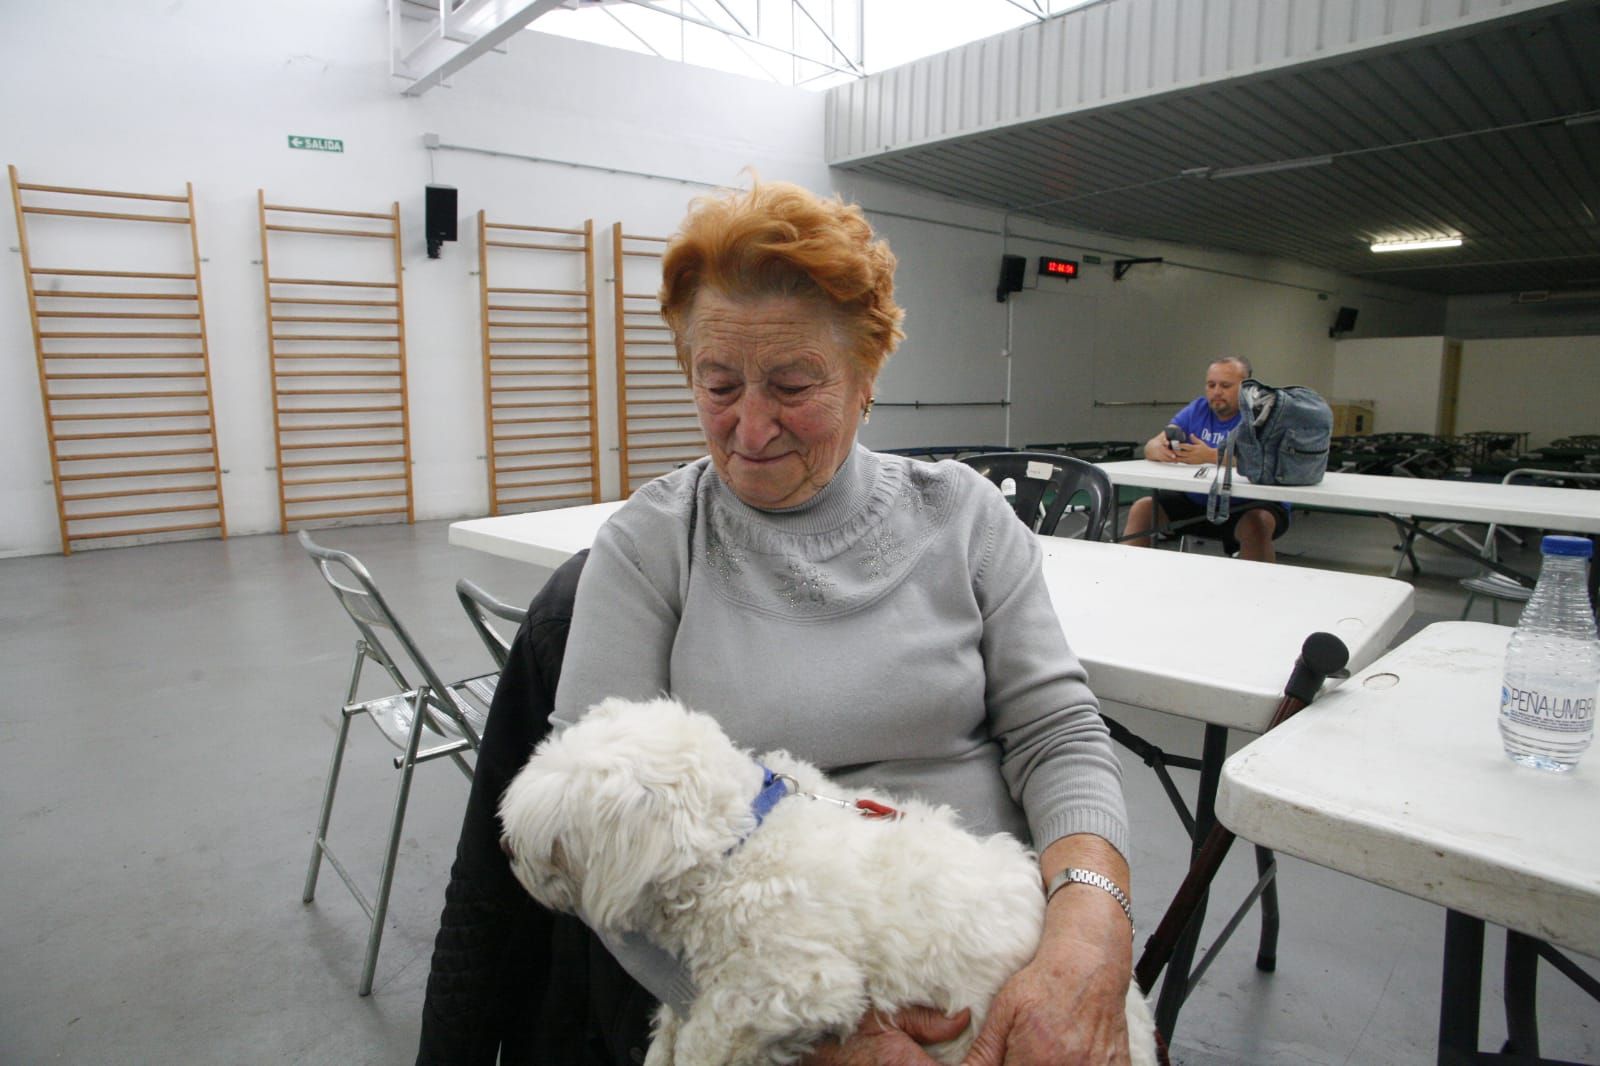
[287, 135, 344, 153]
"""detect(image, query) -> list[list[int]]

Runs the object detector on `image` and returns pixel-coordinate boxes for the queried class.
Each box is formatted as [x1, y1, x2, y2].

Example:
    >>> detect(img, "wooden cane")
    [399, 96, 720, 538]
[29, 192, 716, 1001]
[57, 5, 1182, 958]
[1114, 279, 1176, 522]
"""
[1134, 631, 1350, 995]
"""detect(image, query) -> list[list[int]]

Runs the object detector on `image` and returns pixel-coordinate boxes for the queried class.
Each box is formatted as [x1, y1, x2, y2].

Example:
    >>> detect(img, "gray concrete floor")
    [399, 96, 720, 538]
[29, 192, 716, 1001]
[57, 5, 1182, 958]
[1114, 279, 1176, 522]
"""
[1, 511, 1594, 1064]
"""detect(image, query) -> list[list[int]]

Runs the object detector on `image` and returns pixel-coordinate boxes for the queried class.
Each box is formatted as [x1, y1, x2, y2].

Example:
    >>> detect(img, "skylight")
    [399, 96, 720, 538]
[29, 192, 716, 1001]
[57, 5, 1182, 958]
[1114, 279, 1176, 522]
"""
[532, 0, 1098, 90]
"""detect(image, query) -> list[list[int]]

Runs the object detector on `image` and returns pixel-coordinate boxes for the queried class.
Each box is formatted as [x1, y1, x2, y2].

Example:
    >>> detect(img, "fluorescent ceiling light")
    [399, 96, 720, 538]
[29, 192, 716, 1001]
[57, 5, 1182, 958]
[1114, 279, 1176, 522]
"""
[1370, 237, 1464, 253]
[1208, 155, 1333, 180]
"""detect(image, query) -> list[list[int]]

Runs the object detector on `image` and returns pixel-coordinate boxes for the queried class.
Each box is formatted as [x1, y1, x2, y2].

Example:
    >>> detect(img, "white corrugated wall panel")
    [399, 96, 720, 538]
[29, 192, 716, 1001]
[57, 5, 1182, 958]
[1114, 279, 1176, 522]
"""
[1124, 0, 1153, 97]
[1389, 0, 1427, 34]
[1019, 22, 1044, 119]
[1081, 2, 1109, 104]
[825, 0, 1546, 164]
[1259, 0, 1292, 64]
[1147, 0, 1177, 90]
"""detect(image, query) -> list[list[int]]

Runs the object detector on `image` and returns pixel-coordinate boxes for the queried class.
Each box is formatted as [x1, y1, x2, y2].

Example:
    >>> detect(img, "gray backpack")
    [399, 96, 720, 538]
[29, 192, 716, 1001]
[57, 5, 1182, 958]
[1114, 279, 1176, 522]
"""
[1208, 379, 1333, 522]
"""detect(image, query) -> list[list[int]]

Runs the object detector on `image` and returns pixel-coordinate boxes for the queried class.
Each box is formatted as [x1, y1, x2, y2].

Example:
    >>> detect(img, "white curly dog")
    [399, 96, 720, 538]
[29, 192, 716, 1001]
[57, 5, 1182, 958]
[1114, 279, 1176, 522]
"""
[499, 696, 1159, 1066]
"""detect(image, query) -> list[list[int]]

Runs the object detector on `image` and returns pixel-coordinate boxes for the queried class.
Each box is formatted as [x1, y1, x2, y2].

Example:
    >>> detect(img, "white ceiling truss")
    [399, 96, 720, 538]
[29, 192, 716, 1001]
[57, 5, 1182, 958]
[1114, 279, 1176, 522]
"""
[390, 0, 568, 96]
[390, 0, 871, 94]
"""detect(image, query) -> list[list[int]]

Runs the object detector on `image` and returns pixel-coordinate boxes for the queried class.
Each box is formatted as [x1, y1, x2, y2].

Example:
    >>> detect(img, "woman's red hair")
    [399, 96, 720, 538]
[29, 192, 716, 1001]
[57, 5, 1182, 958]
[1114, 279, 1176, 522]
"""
[659, 180, 905, 381]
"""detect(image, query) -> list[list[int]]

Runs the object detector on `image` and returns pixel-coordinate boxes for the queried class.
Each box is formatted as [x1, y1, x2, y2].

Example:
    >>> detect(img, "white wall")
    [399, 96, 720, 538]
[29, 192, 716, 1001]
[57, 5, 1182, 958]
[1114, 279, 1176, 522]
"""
[0, 1, 828, 557]
[1331, 336, 1448, 435]
[845, 180, 1446, 452]
[1457, 336, 1600, 448]
[1, 0, 1449, 557]
[1447, 292, 1600, 339]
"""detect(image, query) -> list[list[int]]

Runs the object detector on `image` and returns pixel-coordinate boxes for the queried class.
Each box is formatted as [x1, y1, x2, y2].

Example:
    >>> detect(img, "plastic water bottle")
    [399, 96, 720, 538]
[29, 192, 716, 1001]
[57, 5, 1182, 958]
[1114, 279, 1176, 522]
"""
[1499, 535, 1599, 772]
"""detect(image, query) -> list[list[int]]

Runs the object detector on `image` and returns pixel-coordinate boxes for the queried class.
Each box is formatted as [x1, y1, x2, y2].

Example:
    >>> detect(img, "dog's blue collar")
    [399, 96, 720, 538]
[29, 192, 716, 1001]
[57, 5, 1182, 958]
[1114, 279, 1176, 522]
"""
[750, 765, 790, 827]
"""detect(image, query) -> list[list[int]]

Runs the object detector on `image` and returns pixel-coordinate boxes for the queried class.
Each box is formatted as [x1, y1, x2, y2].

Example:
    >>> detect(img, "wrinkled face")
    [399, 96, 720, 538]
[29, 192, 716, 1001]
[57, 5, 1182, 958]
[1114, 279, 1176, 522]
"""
[685, 291, 870, 510]
[1205, 360, 1246, 420]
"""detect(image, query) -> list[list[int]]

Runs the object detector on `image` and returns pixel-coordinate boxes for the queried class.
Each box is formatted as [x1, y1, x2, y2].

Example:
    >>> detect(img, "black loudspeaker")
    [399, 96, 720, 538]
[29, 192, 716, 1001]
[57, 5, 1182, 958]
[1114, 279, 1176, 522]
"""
[1329, 305, 1358, 338]
[996, 254, 1026, 303]
[425, 184, 458, 259]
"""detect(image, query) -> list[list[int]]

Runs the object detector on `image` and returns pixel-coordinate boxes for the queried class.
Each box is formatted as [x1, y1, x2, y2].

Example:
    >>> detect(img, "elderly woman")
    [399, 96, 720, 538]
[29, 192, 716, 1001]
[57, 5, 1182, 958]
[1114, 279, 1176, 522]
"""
[549, 180, 1136, 1065]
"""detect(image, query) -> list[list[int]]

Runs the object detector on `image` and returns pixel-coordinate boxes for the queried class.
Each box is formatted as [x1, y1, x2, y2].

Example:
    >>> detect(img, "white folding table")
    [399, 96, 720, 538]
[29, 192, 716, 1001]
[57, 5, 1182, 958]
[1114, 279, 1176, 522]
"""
[1098, 459, 1600, 534]
[451, 503, 1413, 735]
[1096, 459, 1600, 596]
[452, 500, 624, 570]
[451, 502, 1416, 1035]
[1218, 621, 1600, 1064]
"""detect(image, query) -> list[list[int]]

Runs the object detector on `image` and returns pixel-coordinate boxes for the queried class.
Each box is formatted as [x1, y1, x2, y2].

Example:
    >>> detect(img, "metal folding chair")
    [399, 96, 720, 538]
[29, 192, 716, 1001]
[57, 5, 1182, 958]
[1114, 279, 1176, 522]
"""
[1459, 468, 1600, 622]
[297, 530, 495, 995]
[455, 578, 526, 670]
[454, 578, 528, 711]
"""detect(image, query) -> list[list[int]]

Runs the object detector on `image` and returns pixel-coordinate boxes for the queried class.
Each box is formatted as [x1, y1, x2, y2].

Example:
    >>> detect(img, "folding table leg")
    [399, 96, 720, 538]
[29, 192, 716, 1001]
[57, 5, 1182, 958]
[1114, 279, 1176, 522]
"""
[1502, 930, 1541, 1057]
[1389, 518, 1423, 578]
[1154, 724, 1228, 1040]
[1254, 845, 1279, 972]
[1438, 910, 1484, 1065]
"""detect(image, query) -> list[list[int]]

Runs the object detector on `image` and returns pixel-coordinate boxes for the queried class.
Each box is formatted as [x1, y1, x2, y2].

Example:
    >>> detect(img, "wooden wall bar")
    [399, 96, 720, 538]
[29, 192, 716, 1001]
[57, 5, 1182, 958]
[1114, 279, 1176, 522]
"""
[8, 165, 228, 554]
[257, 191, 413, 532]
[476, 212, 600, 514]
[611, 224, 699, 497]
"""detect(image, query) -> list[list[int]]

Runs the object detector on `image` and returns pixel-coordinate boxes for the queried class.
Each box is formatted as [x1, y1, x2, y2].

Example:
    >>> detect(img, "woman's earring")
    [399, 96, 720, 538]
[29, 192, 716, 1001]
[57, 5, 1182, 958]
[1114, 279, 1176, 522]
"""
[863, 398, 875, 424]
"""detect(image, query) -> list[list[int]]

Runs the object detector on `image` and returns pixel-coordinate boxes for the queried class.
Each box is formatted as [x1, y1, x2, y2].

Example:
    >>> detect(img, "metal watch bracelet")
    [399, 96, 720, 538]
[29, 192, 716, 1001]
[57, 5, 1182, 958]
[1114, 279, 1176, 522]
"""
[1045, 867, 1135, 936]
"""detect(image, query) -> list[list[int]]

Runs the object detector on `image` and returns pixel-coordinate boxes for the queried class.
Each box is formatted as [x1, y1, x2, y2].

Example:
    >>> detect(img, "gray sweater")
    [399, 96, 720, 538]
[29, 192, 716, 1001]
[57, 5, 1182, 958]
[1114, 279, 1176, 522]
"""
[553, 444, 1128, 1004]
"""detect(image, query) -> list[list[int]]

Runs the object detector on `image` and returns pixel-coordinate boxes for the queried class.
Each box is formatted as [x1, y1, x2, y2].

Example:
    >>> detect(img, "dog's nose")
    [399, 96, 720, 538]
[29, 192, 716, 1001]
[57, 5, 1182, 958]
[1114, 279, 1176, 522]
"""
[499, 836, 515, 860]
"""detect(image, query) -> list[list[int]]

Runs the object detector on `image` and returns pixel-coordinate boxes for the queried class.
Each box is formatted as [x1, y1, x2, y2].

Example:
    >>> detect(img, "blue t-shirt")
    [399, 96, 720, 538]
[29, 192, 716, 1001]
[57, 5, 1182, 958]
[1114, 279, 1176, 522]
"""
[1168, 396, 1290, 512]
[1170, 396, 1240, 504]
[1170, 395, 1240, 451]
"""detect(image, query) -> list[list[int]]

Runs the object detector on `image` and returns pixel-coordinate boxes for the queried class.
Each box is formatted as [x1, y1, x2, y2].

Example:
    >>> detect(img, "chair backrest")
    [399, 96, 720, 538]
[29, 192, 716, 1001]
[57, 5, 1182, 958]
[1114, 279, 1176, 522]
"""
[1474, 467, 1600, 563]
[881, 444, 1010, 463]
[455, 578, 528, 671]
[298, 530, 476, 740]
[959, 451, 1113, 539]
[1025, 440, 1139, 463]
[1504, 467, 1600, 489]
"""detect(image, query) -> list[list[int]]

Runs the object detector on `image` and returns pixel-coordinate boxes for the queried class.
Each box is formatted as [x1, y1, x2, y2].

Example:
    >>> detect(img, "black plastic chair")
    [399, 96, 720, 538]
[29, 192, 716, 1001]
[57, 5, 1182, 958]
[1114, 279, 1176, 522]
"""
[958, 451, 1113, 539]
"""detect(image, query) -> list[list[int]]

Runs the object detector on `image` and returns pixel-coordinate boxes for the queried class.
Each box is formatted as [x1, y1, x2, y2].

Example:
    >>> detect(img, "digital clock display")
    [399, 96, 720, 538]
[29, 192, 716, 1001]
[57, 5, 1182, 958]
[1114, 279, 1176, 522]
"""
[1039, 256, 1079, 279]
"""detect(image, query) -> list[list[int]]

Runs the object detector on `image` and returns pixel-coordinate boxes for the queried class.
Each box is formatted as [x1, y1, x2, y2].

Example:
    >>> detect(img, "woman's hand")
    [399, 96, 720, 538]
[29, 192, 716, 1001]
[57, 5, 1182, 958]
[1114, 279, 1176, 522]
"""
[959, 920, 1132, 1065]
[802, 1006, 971, 1066]
[962, 836, 1135, 1065]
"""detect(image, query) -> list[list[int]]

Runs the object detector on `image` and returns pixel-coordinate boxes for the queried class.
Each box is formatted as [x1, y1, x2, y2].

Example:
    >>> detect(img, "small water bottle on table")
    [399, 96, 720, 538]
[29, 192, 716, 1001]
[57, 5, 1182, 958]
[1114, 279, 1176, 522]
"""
[1499, 535, 1599, 772]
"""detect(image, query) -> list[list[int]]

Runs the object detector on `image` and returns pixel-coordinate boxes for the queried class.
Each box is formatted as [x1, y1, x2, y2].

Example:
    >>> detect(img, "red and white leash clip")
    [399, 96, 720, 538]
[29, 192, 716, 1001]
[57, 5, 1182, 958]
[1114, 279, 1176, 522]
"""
[774, 773, 902, 820]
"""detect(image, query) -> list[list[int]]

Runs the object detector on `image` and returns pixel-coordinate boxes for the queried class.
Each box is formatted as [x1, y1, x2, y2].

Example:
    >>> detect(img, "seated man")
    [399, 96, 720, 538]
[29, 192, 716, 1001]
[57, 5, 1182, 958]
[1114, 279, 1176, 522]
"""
[1123, 356, 1290, 563]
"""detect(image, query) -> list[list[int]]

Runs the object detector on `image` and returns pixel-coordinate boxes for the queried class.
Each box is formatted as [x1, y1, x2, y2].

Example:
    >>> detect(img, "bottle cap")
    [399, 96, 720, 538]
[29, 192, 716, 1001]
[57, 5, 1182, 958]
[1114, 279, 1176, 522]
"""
[1540, 535, 1594, 558]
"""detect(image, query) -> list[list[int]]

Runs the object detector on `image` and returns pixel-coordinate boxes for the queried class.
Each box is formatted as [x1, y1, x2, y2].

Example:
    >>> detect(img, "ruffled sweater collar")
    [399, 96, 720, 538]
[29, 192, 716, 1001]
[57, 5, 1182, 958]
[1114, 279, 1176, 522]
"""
[707, 444, 887, 539]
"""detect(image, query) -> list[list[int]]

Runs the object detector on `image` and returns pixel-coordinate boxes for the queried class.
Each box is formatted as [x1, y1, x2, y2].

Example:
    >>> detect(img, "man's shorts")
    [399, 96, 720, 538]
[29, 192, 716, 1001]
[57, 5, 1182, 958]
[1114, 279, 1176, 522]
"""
[1152, 490, 1291, 557]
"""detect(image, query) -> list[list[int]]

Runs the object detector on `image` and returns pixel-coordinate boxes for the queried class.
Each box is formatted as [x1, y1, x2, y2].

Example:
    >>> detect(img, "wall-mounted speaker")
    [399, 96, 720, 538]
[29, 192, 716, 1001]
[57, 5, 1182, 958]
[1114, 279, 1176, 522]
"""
[425, 184, 458, 259]
[996, 254, 1026, 303]
[1329, 305, 1359, 338]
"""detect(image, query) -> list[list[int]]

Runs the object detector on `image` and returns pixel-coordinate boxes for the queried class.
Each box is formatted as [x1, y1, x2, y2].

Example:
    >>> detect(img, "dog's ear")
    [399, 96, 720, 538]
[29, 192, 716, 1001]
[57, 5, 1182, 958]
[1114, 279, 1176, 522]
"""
[574, 776, 712, 931]
[497, 758, 582, 913]
[514, 697, 758, 932]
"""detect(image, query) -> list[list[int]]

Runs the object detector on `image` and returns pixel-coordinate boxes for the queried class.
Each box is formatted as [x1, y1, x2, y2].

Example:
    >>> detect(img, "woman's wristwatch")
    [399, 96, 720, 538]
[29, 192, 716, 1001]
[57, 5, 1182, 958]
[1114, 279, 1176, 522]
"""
[1045, 867, 1135, 936]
